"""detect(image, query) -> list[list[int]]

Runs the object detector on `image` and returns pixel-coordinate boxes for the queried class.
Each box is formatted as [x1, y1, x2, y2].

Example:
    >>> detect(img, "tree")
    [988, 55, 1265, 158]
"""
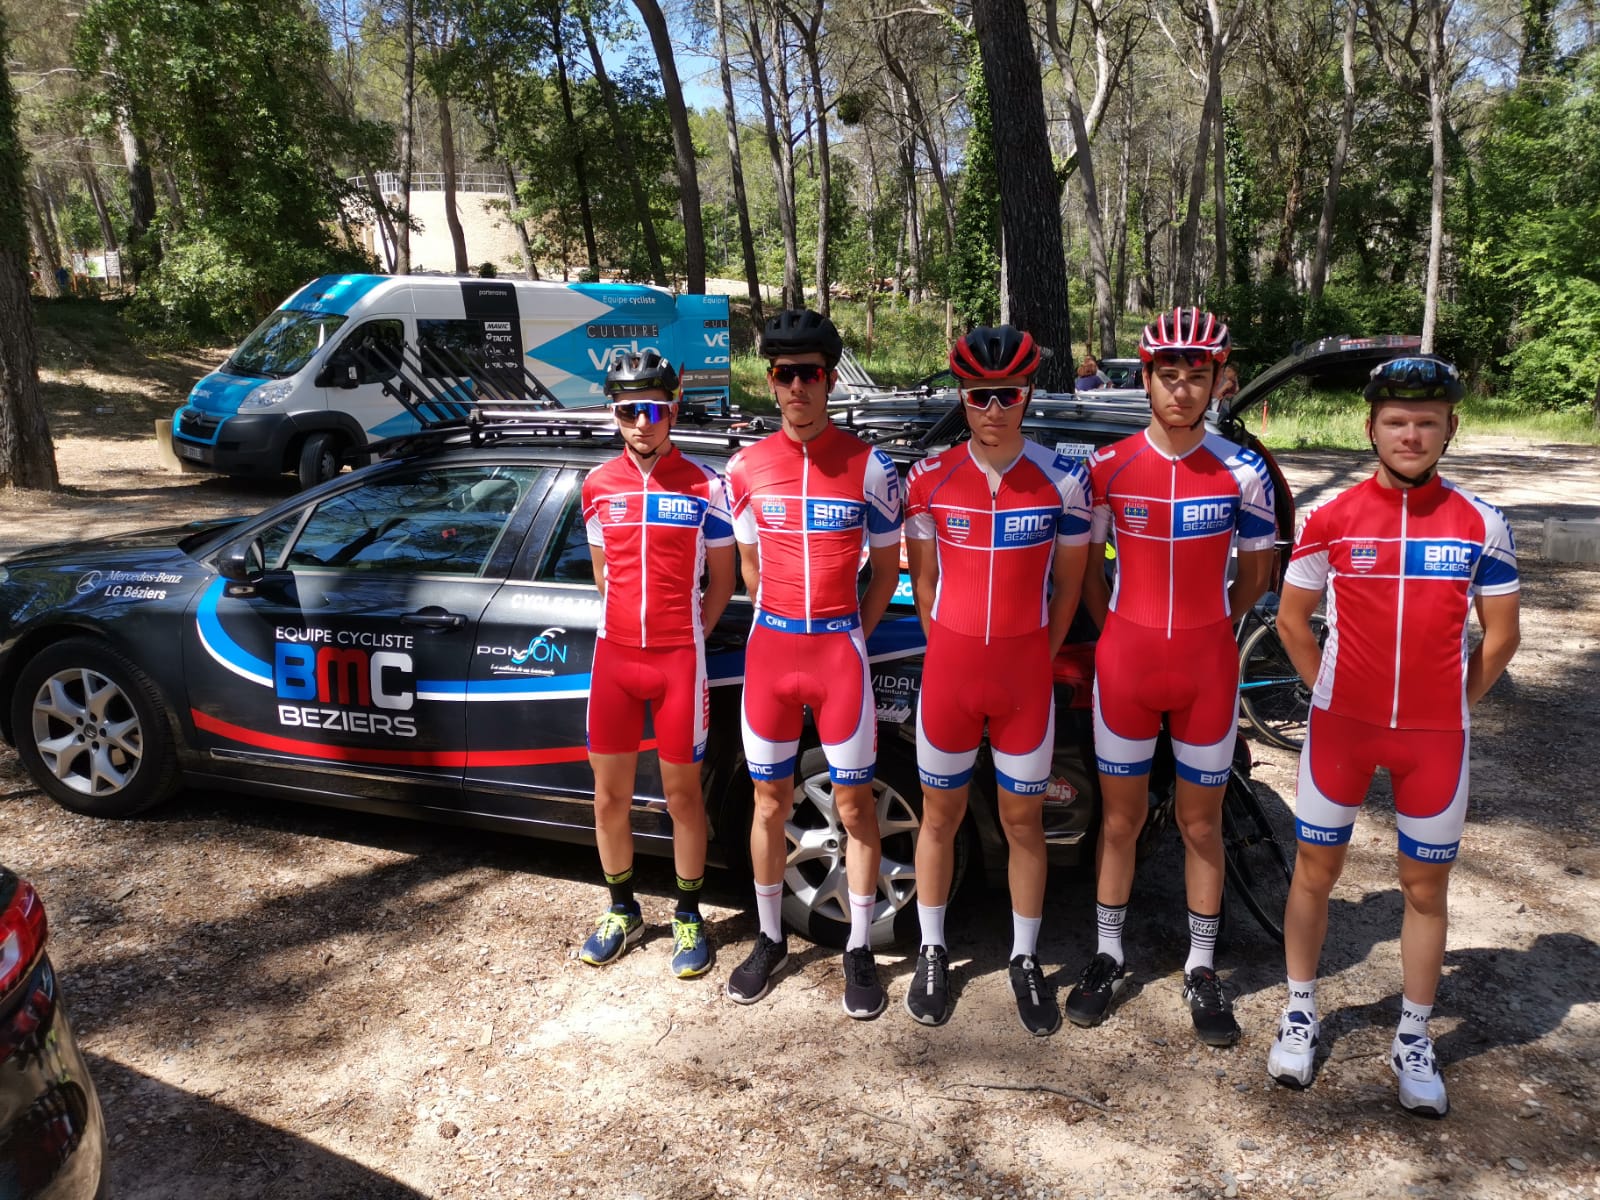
[0, 10, 58, 490]
[713, 0, 763, 322]
[633, 0, 706, 292]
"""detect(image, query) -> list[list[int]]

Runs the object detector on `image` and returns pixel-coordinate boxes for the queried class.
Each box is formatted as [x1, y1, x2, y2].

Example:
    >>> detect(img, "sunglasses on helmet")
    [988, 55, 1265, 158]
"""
[612, 401, 672, 423]
[961, 385, 1031, 410]
[767, 363, 829, 386]
[1370, 357, 1458, 387]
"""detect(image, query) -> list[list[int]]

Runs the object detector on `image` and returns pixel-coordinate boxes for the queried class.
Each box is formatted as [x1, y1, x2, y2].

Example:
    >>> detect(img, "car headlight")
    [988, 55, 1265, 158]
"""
[239, 379, 296, 411]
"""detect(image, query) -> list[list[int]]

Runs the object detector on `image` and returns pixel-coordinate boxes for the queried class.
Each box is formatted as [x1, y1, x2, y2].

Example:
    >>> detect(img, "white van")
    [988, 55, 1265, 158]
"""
[169, 274, 732, 487]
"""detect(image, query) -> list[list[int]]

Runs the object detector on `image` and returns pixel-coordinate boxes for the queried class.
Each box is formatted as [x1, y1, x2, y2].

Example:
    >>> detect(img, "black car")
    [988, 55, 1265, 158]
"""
[0, 865, 108, 1200]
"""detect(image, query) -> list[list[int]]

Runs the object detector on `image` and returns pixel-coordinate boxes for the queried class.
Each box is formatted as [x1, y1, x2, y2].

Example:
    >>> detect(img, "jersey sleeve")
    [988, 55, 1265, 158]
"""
[1283, 503, 1332, 592]
[1087, 452, 1114, 543]
[903, 458, 936, 541]
[725, 452, 759, 545]
[694, 458, 736, 548]
[1229, 446, 1278, 552]
[581, 471, 605, 547]
[863, 448, 904, 548]
[1472, 499, 1520, 596]
[1052, 454, 1093, 547]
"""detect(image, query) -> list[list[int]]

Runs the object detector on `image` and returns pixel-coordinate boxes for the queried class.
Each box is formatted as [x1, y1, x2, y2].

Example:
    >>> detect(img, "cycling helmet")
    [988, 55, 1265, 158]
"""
[604, 348, 679, 398]
[1138, 307, 1231, 364]
[949, 325, 1041, 381]
[760, 309, 843, 368]
[1363, 355, 1463, 405]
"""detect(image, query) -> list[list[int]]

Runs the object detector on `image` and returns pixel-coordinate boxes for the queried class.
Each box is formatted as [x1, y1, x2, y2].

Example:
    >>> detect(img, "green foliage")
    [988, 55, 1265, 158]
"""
[949, 29, 998, 330]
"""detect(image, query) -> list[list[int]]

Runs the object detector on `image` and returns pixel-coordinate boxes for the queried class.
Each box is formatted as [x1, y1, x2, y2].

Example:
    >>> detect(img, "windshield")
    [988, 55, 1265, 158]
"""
[225, 309, 348, 379]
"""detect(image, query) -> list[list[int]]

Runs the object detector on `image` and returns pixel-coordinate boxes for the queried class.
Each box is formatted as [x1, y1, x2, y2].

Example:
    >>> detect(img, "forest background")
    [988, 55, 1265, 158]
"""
[2, 0, 1598, 484]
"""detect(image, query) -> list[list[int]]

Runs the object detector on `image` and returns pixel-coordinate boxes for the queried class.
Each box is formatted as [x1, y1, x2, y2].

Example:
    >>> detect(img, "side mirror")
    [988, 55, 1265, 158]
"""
[217, 540, 264, 583]
[316, 355, 361, 389]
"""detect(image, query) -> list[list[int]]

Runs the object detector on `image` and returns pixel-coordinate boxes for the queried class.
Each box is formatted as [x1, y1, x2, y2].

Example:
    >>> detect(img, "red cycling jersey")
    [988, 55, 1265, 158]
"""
[904, 440, 1092, 641]
[582, 446, 734, 648]
[725, 423, 902, 624]
[1089, 430, 1277, 633]
[1284, 473, 1518, 732]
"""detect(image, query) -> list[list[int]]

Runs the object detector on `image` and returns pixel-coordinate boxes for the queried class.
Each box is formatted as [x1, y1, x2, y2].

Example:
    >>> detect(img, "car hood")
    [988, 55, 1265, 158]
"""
[1, 519, 245, 570]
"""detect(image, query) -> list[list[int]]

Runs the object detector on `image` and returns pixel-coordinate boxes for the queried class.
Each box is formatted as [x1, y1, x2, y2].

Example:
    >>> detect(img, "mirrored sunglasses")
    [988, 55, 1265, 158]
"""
[1372, 357, 1458, 386]
[768, 363, 828, 386]
[612, 401, 671, 423]
[961, 386, 1030, 410]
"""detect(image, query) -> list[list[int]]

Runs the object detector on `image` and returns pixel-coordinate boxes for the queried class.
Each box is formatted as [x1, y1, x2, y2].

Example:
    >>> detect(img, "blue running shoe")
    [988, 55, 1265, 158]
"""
[669, 912, 713, 978]
[579, 904, 643, 966]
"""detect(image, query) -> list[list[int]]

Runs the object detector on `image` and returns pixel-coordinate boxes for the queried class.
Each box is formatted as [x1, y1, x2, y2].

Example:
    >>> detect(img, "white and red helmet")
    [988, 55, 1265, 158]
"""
[1138, 307, 1231, 365]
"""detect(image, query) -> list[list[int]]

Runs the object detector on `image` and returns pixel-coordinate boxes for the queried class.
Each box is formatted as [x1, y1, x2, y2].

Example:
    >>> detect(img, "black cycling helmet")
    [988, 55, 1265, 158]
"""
[949, 324, 1041, 381]
[1363, 355, 1464, 405]
[1139, 306, 1231, 364]
[604, 348, 679, 398]
[760, 309, 843, 368]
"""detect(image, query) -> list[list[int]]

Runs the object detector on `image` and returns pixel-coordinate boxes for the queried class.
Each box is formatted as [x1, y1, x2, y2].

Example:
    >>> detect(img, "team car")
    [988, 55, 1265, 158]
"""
[0, 334, 1416, 948]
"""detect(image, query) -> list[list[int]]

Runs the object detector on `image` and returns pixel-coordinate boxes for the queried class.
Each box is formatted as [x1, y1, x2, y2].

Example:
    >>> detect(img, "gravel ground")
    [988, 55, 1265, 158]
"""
[2, 378, 1599, 1200]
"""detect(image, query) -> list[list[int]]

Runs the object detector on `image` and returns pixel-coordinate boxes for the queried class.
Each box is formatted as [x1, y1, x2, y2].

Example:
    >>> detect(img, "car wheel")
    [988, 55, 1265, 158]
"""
[10, 638, 179, 818]
[782, 740, 960, 949]
[296, 431, 342, 490]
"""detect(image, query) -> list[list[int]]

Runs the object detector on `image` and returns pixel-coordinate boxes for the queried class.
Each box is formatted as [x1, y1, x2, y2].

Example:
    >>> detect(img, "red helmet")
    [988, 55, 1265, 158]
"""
[1138, 307, 1230, 365]
[950, 325, 1041, 381]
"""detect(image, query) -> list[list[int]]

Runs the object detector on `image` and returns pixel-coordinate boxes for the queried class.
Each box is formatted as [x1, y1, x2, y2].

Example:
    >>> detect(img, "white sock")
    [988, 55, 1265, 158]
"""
[1011, 912, 1042, 960]
[1398, 997, 1433, 1040]
[1095, 902, 1127, 964]
[847, 891, 875, 951]
[1287, 977, 1317, 1017]
[754, 880, 784, 943]
[1184, 908, 1222, 975]
[917, 903, 947, 950]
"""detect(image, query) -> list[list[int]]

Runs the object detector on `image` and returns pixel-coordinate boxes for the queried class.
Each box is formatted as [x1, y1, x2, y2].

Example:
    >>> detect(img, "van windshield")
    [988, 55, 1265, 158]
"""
[224, 310, 348, 379]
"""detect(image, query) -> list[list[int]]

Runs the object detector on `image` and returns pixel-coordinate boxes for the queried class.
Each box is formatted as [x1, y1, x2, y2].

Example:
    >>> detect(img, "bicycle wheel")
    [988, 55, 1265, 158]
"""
[1238, 614, 1327, 751]
[1220, 771, 1295, 945]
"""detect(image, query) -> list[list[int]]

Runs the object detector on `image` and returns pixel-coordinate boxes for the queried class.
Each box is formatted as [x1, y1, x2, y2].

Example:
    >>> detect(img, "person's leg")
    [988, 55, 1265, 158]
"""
[580, 641, 648, 967]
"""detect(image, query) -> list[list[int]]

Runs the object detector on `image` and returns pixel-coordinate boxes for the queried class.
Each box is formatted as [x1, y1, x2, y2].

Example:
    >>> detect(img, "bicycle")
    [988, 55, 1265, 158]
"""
[1237, 593, 1328, 752]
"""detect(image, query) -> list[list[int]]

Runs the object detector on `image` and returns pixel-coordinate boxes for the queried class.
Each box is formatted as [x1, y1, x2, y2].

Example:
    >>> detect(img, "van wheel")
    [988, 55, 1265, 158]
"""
[781, 740, 958, 949]
[296, 432, 342, 490]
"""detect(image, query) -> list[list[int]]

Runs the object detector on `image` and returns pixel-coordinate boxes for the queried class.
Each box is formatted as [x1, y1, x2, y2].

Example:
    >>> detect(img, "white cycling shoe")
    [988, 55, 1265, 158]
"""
[1266, 1009, 1320, 1088]
[1390, 1033, 1449, 1117]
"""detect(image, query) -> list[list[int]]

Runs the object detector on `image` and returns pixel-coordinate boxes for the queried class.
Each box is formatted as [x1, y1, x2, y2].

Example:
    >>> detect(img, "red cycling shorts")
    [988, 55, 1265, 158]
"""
[586, 638, 709, 765]
[916, 626, 1054, 796]
[1296, 705, 1469, 863]
[1092, 612, 1238, 787]
[740, 612, 876, 785]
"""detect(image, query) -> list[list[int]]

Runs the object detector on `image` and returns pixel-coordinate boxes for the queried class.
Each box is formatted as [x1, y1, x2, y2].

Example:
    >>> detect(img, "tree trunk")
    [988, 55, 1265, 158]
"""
[1212, 100, 1228, 289]
[1111, 86, 1133, 316]
[81, 162, 118, 253]
[397, 0, 416, 275]
[790, 3, 830, 314]
[549, 12, 600, 276]
[437, 93, 469, 274]
[361, 165, 399, 272]
[973, 0, 1073, 389]
[744, 0, 802, 308]
[1421, 0, 1449, 353]
[634, 0, 706, 292]
[879, 42, 956, 251]
[1309, 0, 1357, 309]
[501, 158, 538, 279]
[716, 0, 763, 324]
[1, 11, 59, 488]
[1174, 4, 1234, 305]
[767, 5, 804, 307]
[1270, 136, 1304, 279]
[579, 9, 669, 286]
[116, 113, 156, 243]
[25, 187, 59, 297]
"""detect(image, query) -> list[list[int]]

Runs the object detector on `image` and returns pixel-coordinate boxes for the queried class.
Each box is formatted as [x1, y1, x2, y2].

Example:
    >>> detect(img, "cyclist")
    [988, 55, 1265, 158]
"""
[722, 309, 903, 1018]
[902, 325, 1091, 1033]
[577, 350, 737, 979]
[1266, 355, 1519, 1116]
[1067, 307, 1277, 1046]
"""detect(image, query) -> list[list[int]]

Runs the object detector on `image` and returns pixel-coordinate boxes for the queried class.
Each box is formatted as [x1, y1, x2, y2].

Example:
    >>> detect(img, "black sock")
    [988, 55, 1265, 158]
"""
[675, 874, 704, 919]
[605, 868, 636, 911]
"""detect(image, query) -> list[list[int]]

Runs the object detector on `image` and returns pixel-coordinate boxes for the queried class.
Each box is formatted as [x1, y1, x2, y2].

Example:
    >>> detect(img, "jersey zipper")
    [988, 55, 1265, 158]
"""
[986, 471, 998, 644]
[1391, 491, 1408, 728]
[801, 439, 812, 623]
[638, 464, 651, 648]
[1166, 455, 1176, 639]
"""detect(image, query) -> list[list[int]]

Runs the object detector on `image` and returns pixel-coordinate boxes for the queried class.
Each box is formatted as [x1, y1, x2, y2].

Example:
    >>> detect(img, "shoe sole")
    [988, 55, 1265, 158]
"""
[842, 992, 888, 1020]
[1017, 1009, 1063, 1037]
[1267, 1058, 1315, 1089]
[903, 989, 952, 1027]
[725, 953, 788, 1004]
[1398, 1095, 1449, 1119]
[1065, 979, 1129, 1028]
[579, 922, 645, 967]
[671, 954, 714, 980]
[1193, 1025, 1242, 1048]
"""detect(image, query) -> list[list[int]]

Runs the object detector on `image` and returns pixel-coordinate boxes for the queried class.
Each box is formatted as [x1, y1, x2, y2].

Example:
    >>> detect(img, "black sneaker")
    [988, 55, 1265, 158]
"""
[1008, 954, 1061, 1036]
[904, 945, 953, 1026]
[1183, 966, 1241, 1047]
[725, 933, 788, 1005]
[1065, 952, 1130, 1027]
[841, 947, 887, 1019]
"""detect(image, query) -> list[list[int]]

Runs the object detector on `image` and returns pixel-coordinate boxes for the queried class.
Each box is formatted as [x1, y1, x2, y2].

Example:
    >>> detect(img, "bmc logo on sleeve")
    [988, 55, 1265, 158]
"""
[1408, 539, 1478, 578]
[1176, 497, 1238, 538]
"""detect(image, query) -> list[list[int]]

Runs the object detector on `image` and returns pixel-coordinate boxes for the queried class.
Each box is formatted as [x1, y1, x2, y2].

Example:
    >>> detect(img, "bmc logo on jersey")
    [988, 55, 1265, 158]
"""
[1350, 542, 1379, 572]
[648, 494, 702, 527]
[1409, 539, 1477, 577]
[805, 499, 865, 531]
[1122, 502, 1150, 531]
[1176, 498, 1237, 537]
[999, 509, 1058, 547]
[944, 514, 972, 543]
[760, 499, 788, 527]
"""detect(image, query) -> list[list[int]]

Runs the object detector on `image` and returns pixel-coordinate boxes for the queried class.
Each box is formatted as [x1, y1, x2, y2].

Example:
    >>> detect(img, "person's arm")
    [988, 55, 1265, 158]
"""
[1048, 542, 1089, 657]
[860, 542, 900, 639]
[701, 542, 736, 632]
[1082, 541, 1111, 630]
[738, 540, 761, 606]
[589, 546, 607, 598]
[905, 536, 937, 638]
[1467, 591, 1520, 705]
[1228, 546, 1275, 621]
[1275, 583, 1326, 690]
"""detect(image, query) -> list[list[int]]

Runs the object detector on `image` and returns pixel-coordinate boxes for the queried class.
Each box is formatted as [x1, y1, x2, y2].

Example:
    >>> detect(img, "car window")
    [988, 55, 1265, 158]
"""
[340, 319, 405, 385]
[284, 465, 546, 576]
[540, 490, 594, 583]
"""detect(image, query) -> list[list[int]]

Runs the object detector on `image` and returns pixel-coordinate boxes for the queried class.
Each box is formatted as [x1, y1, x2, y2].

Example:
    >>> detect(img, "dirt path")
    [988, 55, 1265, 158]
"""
[2, 430, 1598, 1200]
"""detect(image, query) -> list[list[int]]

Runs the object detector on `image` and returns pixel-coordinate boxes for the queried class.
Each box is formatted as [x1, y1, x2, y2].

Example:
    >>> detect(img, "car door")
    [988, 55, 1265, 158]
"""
[183, 460, 552, 808]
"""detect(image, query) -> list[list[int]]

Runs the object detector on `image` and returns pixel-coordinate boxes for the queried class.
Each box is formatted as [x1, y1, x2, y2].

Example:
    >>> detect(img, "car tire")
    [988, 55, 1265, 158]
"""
[296, 431, 342, 490]
[10, 638, 179, 818]
[782, 739, 962, 949]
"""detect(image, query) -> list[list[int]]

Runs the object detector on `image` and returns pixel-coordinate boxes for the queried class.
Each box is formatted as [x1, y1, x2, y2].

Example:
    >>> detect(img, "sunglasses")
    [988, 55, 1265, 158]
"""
[612, 401, 672, 423]
[1150, 350, 1215, 370]
[1371, 357, 1458, 387]
[768, 363, 829, 386]
[961, 386, 1030, 410]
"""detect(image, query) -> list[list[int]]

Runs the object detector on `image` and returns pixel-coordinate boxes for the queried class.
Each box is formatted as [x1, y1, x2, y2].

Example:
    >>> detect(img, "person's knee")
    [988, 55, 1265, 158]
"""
[593, 788, 632, 822]
[920, 794, 967, 842]
[1399, 862, 1451, 915]
[833, 786, 880, 838]
[752, 784, 793, 826]
[1177, 809, 1221, 848]
[1290, 844, 1346, 899]
[664, 786, 706, 826]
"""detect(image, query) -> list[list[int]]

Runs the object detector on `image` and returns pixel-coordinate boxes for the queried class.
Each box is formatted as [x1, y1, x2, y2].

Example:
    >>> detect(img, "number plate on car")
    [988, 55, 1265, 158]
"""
[1054, 442, 1096, 462]
[177, 443, 207, 461]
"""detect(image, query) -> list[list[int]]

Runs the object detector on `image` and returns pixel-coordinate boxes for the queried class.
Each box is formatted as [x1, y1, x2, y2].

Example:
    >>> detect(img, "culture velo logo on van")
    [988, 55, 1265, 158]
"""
[478, 627, 571, 677]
